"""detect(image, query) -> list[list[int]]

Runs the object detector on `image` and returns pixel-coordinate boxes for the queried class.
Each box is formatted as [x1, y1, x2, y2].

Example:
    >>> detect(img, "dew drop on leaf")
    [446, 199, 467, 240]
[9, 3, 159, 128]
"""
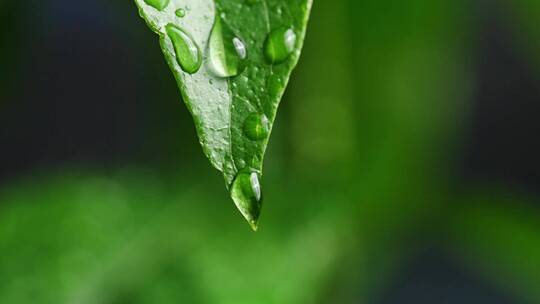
[175, 8, 186, 18]
[233, 38, 247, 60]
[231, 172, 262, 231]
[264, 27, 297, 64]
[165, 24, 202, 74]
[208, 16, 248, 78]
[268, 74, 283, 96]
[243, 113, 270, 140]
[143, 0, 169, 11]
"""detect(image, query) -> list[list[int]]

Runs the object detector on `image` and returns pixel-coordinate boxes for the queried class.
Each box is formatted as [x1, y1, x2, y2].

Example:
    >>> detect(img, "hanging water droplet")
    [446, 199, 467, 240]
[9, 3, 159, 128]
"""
[264, 27, 297, 64]
[208, 16, 248, 78]
[143, 0, 170, 11]
[166, 24, 202, 74]
[230, 171, 262, 231]
[243, 113, 270, 140]
[175, 8, 186, 18]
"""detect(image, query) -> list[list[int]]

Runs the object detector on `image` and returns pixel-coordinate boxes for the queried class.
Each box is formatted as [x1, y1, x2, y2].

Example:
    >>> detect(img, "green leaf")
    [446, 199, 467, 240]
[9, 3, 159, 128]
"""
[133, 0, 312, 229]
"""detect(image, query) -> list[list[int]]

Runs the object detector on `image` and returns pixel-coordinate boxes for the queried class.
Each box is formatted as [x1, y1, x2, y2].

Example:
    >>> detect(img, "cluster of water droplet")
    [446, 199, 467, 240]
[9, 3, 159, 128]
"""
[144, 0, 297, 75]
[142, 0, 299, 228]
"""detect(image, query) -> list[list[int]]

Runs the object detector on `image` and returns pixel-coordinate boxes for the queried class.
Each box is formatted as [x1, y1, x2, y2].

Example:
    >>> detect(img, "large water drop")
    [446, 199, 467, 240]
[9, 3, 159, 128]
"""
[264, 27, 297, 64]
[166, 24, 202, 74]
[230, 171, 262, 230]
[143, 0, 169, 11]
[243, 113, 270, 140]
[208, 16, 248, 78]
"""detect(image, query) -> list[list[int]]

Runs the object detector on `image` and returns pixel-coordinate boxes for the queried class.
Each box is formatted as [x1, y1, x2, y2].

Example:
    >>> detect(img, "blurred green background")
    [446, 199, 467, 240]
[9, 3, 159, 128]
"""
[1, 0, 540, 303]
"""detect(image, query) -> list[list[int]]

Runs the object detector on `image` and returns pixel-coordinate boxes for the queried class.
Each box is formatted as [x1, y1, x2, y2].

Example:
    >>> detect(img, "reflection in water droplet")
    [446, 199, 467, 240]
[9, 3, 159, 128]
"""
[233, 38, 247, 60]
[143, 0, 170, 11]
[243, 113, 270, 140]
[166, 24, 202, 74]
[250, 173, 262, 202]
[208, 16, 248, 78]
[264, 27, 297, 64]
[231, 171, 262, 230]
[175, 8, 186, 17]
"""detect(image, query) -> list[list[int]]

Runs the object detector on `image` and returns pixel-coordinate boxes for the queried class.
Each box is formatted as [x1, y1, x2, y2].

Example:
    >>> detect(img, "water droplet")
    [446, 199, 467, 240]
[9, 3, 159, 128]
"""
[233, 38, 247, 60]
[175, 8, 186, 18]
[243, 113, 270, 140]
[208, 16, 248, 78]
[230, 171, 262, 230]
[166, 24, 202, 74]
[143, 0, 169, 11]
[264, 27, 297, 64]
[268, 74, 283, 96]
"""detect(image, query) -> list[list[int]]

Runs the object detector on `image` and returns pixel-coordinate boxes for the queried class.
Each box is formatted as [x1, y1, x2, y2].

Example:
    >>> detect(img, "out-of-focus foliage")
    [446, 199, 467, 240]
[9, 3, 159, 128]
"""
[0, 170, 351, 304]
[449, 191, 540, 303]
[511, 0, 540, 67]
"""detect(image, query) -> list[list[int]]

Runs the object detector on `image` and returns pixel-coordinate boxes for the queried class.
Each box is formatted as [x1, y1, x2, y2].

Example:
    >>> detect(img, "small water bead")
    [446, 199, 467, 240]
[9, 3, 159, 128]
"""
[175, 8, 186, 18]
[230, 171, 262, 230]
[208, 16, 248, 78]
[233, 38, 247, 60]
[166, 24, 202, 74]
[143, 0, 169, 11]
[264, 27, 297, 64]
[243, 113, 270, 140]
[237, 159, 247, 168]
[268, 74, 283, 96]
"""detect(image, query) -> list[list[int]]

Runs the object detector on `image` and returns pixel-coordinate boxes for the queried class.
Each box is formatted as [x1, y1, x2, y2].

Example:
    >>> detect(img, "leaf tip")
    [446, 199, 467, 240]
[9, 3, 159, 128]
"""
[230, 171, 262, 231]
[249, 219, 260, 232]
[235, 203, 261, 232]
